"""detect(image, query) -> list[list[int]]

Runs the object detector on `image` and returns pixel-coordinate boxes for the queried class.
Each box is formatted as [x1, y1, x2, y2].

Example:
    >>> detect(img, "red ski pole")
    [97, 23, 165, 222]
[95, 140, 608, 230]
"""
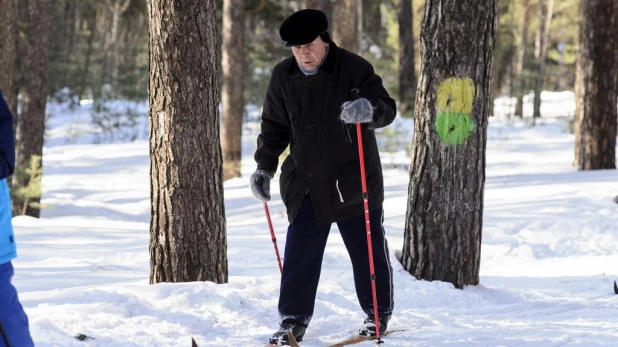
[263, 202, 283, 273]
[352, 88, 383, 343]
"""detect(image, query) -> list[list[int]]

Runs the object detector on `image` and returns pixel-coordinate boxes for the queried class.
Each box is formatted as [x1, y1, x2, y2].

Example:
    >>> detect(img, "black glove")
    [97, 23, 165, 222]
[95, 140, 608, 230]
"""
[250, 169, 275, 202]
[340, 98, 374, 124]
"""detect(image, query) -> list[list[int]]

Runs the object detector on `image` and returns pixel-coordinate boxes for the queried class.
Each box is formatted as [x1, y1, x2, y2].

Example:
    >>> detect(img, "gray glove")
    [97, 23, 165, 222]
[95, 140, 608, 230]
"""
[340, 98, 374, 124]
[250, 169, 275, 202]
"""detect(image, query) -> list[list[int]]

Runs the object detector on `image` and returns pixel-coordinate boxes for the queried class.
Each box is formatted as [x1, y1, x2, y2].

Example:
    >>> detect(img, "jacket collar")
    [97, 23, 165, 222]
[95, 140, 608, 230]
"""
[287, 41, 338, 77]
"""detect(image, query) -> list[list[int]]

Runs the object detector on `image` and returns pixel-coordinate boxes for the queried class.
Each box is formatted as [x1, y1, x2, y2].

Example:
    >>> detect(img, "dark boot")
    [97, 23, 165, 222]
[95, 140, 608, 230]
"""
[269, 320, 306, 346]
[358, 315, 390, 337]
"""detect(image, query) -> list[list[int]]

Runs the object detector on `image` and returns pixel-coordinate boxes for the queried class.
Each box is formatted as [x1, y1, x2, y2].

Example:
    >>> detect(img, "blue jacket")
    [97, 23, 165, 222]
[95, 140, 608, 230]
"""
[0, 179, 15, 265]
[0, 90, 16, 265]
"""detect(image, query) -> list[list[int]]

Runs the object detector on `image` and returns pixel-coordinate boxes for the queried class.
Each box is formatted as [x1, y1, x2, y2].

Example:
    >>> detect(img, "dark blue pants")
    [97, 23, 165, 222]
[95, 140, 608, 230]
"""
[0, 262, 34, 347]
[278, 196, 394, 326]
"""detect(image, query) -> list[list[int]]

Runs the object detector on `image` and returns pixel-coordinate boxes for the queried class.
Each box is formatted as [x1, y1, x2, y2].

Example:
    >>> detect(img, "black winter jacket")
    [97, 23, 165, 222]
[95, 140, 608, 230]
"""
[254, 42, 396, 225]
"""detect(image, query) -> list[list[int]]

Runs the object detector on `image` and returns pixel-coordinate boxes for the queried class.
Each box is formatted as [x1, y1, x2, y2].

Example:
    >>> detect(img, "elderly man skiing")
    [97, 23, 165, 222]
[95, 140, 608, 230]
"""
[250, 9, 396, 346]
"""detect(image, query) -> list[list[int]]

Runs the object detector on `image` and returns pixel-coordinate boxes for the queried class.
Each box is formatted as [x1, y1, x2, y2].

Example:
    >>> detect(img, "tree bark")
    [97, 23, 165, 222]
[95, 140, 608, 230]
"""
[79, 11, 96, 100]
[401, 0, 496, 289]
[399, 0, 416, 118]
[363, 0, 384, 49]
[302, 0, 332, 25]
[514, 0, 531, 117]
[221, 0, 245, 180]
[532, 0, 554, 119]
[332, 0, 358, 52]
[13, 0, 56, 217]
[0, 0, 17, 118]
[147, 0, 228, 284]
[14, 0, 30, 130]
[575, 0, 617, 170]
[573, 52, 583, 166]
[106, 0, 131, 91]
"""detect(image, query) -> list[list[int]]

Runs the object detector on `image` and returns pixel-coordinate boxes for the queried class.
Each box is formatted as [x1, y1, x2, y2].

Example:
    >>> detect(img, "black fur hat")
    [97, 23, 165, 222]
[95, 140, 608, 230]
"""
[279, 9, 331, 47]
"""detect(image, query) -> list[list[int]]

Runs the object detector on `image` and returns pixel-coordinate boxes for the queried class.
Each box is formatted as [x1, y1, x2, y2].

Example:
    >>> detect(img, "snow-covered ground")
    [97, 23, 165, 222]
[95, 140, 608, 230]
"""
[10, 99, 618, 346]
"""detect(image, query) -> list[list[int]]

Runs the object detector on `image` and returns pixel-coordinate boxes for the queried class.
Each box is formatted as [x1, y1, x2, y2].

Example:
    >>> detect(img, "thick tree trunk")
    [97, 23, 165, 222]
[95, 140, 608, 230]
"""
[573, 53, 583, 166]
[401, 0, 496, 289]
[221, 0, 244, 181]
[514, 0, 531, 117]
[13, 0, 56, 217]
[0, 0, 17, 118]
[79, 14, 96, 100]
[302, 0, 332, 25]
[575, 0, 617, 170]
[532, 0, 554, 119]
[14, 0, 30, 131]
[107, 0, 131, 91]
[332, 0, 358, 52]
[363, 0, 384, 48]
[303, 0, 332, 25]
[399, 0, 416, 118]
[147, 0, 228, 284]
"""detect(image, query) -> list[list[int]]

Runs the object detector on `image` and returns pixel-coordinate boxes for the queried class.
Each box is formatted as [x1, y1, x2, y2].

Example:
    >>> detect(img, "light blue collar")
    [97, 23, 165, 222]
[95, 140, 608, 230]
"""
[298, 45, 330, 76]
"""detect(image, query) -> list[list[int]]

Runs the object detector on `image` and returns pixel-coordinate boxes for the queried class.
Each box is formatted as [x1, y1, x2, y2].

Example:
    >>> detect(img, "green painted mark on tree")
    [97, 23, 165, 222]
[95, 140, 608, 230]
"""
[435, 77, 477, 145]
[435, 112, 476, 145]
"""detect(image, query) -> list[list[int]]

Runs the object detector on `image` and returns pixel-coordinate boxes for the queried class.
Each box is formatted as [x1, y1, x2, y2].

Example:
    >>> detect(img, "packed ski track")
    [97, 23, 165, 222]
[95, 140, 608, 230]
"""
[11, 99, 618, 346]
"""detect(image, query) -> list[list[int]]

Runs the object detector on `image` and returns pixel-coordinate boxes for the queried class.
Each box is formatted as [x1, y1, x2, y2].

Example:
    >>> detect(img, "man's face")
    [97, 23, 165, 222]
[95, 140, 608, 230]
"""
[291, 37, 329, 70]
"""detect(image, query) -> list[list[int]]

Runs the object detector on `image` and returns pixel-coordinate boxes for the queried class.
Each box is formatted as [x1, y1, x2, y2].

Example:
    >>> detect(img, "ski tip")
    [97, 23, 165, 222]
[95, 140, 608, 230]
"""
[287, 330, 301, 347]
[614, 281, 618, 295]
[74, 333, 94, 341]
[191, 337, 198, 347]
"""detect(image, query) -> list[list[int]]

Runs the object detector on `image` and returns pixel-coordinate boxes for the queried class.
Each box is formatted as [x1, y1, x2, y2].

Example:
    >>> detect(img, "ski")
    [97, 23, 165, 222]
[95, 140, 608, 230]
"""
[264, 328, 412, 346]
[74, 333, 94, 341]
[614, 281, 617, 295]
[328, 329, 410, 347]
[263, 330, 301, 347]
[287, 331, 301, 347]
[192, 337, 198, 347]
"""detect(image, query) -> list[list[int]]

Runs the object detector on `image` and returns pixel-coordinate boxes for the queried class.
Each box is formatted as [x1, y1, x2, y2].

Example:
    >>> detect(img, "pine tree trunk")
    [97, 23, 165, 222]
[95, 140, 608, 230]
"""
[332, 0, 358, 52]
[575, 0, 617, 170]
[303, 0, 332, 25]
[221, 0, 244, 181]
[0, 0, 17, 118]
[363, 0, 384, 47]
[573, 51, 583, 166]
[304, 0, 317, 7]
[303, 0, 330, 12]
[79, 14, 96, 100]
[14, 0, 30, 130]
[107, 0, 131, 92]
[147, 0, 228, 284]
[401, 0, 496, 289]
[13, 0, 56, 218]
[532, 0, 554, 119]
[514, 0, 531, 117]
[399, 0, 416, 118]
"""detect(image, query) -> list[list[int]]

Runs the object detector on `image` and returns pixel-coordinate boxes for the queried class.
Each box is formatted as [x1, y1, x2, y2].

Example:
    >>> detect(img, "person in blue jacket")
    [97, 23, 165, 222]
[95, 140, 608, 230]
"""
[0, 90, 34, 347]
